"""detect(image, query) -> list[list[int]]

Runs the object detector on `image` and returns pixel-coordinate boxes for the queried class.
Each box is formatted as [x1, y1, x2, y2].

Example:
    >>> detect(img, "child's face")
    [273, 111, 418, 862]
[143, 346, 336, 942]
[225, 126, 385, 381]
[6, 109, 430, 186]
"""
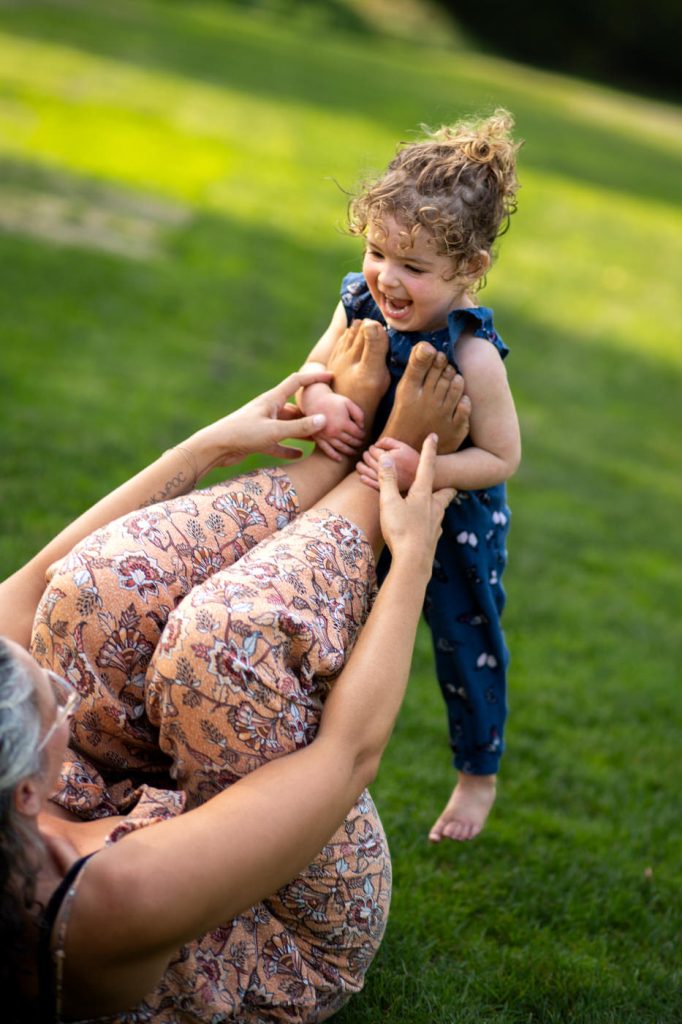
[363, 216, 469, 332]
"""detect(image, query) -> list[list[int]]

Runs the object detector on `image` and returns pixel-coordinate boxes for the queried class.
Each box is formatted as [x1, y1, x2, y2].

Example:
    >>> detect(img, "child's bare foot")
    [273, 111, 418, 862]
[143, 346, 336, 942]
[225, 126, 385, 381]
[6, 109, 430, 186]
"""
[428, 773, 497, 843]
[327, 319, 390, 434]
[383, 341, 469, 454]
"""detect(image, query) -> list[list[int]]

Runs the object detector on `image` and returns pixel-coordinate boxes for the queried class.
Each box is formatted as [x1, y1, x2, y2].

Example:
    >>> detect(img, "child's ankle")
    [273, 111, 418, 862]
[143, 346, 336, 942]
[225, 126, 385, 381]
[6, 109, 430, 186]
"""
[458, 771, 497, 790]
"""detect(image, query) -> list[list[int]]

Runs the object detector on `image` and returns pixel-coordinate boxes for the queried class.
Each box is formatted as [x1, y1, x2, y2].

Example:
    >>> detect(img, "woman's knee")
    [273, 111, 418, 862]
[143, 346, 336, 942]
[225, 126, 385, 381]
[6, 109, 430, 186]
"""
[144, 587, 317, 804]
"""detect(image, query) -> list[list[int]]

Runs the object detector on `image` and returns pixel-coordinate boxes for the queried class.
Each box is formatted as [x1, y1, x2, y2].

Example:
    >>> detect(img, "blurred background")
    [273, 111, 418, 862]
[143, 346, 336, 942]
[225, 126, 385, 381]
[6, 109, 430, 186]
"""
[1, 2, 680, 1021]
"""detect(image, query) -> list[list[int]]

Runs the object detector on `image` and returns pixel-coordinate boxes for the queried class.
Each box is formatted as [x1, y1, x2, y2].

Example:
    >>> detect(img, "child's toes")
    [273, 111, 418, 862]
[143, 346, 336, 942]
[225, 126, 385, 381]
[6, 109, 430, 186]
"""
[443, 819, 469, 842]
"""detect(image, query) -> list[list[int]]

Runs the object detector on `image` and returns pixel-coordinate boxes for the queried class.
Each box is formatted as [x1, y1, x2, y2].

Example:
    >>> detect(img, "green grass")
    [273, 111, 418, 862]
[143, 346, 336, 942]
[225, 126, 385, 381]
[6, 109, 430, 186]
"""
[1, 2, 681, 1021]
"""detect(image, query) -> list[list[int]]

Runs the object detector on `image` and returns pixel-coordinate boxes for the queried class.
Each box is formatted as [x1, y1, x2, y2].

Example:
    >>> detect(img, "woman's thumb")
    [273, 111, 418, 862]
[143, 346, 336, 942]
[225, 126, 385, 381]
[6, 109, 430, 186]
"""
[281, 413, 326, 438]
[378, 453, 398, 490]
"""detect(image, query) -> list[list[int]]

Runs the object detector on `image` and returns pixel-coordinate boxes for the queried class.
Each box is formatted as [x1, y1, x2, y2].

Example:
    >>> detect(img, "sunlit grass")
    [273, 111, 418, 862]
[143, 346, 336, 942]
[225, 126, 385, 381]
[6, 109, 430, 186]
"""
[498, 168, 682, 364]
[1, 9, 679, 360]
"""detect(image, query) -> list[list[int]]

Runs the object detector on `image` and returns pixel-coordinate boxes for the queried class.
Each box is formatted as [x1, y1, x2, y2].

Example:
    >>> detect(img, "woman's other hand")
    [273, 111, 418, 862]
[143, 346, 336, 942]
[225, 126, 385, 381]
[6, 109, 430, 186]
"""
[184, 369, 333, 477]
[378, 433, 455, 579]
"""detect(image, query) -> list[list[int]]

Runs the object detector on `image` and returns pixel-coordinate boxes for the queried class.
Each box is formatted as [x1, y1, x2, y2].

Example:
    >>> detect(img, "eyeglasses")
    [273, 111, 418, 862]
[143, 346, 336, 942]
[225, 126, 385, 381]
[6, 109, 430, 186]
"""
[37, 671, 81, 752]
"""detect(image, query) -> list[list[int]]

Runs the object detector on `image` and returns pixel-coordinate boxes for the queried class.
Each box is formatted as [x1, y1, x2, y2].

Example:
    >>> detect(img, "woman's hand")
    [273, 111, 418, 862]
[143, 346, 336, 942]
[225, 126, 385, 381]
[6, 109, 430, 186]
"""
[378, 433, 455, 579]
[183, 369, 333, 478]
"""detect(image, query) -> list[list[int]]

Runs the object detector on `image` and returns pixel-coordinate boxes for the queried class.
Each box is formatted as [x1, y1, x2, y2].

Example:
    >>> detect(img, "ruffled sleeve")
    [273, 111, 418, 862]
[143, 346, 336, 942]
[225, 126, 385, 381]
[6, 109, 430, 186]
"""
[447, 306, 509, 361]
[340, 271, 383, 325]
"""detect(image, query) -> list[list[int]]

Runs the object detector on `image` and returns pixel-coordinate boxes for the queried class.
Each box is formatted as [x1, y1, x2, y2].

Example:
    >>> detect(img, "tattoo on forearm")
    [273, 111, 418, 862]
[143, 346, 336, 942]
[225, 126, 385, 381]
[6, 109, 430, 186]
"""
[140, 471, 190, 508]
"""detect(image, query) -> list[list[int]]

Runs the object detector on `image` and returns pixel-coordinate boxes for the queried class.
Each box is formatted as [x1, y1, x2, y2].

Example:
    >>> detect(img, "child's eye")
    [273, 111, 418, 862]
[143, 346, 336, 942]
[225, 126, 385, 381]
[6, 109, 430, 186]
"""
[366, 248, 383, 260]
[405, 264, 424, 274]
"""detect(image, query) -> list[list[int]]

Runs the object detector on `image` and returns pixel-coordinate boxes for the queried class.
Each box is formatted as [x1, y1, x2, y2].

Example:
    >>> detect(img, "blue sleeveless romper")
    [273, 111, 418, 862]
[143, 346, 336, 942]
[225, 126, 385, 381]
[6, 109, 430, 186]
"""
[341, 272, 510, 775]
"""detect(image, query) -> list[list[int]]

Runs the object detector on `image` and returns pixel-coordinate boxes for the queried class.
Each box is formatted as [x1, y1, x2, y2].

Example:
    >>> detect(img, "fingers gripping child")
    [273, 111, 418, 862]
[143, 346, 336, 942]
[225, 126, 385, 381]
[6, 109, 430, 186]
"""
[299, 109, 523, 842]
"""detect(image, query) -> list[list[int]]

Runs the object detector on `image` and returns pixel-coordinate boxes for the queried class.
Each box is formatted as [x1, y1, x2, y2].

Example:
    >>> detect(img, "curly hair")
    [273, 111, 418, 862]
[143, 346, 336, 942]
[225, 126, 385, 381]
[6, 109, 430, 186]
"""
[0, 639, 44, 1015]
[348, 109, 521, 287]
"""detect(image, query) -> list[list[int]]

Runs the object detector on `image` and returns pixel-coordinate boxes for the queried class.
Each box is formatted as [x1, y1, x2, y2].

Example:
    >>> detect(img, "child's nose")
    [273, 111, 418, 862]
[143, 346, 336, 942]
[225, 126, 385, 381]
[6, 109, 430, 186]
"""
[378, 262, 400, 290]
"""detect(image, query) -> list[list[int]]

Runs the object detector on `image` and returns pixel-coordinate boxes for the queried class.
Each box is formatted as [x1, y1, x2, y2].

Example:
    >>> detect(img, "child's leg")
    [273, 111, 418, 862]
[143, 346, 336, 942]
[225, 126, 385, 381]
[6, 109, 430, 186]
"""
[423, 497, 510, 842]
[368, 340, 497, 842]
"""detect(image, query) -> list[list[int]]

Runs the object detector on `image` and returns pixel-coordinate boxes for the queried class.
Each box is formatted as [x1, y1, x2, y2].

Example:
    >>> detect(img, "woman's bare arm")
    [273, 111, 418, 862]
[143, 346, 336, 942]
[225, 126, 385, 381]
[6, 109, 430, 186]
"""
[0, 371, 330, 647]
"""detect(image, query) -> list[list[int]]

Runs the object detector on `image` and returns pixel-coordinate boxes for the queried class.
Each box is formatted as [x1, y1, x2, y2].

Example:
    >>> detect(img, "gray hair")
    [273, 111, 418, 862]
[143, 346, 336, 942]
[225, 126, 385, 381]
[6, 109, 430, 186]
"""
[0, 638, 46, 1011]
[0, 638, 43, 793]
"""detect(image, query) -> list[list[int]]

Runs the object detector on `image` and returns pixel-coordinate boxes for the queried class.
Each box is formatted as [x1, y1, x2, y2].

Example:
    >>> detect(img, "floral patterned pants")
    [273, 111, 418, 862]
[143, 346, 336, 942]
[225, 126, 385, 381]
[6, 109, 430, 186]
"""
[31, 469, 390, 1023]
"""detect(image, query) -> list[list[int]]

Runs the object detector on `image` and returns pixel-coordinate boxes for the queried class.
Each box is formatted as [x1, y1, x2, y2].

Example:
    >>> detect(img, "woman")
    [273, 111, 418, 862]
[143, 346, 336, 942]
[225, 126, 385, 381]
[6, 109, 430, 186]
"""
[1, 322, 468, 1021]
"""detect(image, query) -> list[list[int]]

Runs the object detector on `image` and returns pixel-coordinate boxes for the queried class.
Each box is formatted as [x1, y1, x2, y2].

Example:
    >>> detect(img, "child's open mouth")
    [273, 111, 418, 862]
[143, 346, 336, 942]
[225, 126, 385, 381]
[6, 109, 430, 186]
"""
[383, 295, 412, 318]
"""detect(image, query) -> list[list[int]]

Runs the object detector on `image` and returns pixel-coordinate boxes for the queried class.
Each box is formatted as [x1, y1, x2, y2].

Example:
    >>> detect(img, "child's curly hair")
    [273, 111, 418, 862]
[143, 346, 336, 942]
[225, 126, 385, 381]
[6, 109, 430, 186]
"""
[348, 109, 521, 286]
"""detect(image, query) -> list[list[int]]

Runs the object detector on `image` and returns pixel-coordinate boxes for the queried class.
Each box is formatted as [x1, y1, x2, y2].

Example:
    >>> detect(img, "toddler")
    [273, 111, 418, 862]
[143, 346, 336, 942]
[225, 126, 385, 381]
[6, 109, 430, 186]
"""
[299, 110, 522, 841]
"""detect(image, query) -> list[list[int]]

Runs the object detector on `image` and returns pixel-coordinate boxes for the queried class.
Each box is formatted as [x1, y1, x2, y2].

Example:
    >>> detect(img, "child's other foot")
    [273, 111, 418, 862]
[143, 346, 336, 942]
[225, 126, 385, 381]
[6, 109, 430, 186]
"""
[383, 342, 469, 453]
[428, 774, 496, 843]
[327, 319, 390, 434]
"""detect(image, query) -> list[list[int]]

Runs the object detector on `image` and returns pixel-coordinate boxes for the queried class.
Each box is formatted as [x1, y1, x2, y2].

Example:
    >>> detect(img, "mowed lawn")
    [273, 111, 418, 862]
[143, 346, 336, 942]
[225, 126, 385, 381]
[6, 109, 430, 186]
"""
[0, 2, 680, 1022]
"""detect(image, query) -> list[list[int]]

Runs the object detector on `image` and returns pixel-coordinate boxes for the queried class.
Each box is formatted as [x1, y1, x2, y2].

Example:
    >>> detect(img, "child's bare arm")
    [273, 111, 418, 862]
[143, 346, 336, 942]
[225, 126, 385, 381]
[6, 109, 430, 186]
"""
[298, 303, 366, 461]
[432, 335, 520, 490]
[301, 302, 348, 371]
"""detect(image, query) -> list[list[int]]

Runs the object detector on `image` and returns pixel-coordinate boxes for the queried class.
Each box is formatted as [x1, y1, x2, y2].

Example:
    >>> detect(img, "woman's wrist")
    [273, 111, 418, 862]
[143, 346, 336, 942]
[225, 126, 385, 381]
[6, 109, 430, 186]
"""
[384, 550, 433, 592]
[170, 446, 199, 488]
[137, 447, 203, 507]
[177, 424, 244, 482]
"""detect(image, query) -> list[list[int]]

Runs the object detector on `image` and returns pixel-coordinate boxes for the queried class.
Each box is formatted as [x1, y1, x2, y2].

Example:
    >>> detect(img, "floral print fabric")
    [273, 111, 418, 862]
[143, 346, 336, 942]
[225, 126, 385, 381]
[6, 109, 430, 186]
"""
[30, 469, 390, 1023]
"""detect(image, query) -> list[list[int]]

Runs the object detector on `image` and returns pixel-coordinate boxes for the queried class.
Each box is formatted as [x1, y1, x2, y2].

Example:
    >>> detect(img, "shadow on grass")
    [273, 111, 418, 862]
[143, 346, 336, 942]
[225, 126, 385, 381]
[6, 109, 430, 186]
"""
[1, 0, 680, 207]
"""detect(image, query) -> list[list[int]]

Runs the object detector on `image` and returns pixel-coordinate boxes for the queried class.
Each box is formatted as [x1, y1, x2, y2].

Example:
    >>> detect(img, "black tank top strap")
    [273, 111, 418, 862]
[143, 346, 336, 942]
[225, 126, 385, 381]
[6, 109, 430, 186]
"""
[37, 854, 93, 1022]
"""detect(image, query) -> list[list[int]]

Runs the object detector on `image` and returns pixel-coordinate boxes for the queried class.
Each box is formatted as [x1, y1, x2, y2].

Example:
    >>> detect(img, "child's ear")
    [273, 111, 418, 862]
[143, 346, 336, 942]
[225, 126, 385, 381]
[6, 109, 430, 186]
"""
[466, 250, 491, 281]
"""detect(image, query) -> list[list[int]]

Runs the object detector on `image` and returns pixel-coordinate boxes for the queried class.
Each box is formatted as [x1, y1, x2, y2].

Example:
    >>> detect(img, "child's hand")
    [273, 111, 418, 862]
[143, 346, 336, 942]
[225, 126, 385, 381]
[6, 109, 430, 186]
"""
[356, 437, 420, 492]
[300, 383, 365, 461]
